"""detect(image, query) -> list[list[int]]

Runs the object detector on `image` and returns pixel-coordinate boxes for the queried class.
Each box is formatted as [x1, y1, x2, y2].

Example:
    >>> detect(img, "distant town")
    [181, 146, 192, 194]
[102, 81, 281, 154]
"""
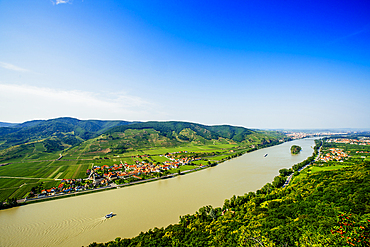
[285, 131, 351, 139]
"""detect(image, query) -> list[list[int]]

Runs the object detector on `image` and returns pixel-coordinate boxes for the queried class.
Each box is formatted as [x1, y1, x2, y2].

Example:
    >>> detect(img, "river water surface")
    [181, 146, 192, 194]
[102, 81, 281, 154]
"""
[0, 138, 316, 247]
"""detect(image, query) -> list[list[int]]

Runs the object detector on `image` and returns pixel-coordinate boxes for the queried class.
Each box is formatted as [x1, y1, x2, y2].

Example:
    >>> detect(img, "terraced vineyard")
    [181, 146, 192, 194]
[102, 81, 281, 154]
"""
[0, 118, 288, 203]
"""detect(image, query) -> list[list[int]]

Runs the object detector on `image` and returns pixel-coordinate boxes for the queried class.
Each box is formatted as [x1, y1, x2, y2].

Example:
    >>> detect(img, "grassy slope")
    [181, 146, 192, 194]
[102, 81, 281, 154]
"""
[0, 117, 133, 151]
[0, 121, 286, 202]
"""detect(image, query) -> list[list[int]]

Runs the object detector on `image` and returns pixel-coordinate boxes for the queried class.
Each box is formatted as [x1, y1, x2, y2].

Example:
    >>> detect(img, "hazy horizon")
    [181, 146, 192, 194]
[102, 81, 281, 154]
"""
[1, 1, 369, 129]
[1, 116, 370, 132]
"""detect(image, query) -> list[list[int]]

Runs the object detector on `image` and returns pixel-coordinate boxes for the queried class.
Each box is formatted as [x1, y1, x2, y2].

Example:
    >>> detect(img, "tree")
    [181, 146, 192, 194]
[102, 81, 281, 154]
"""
[291, 145, 302, 154]
[272, 175, 285, 188]
[279, 168, 291, 177]
[208, 208, 217, 220]
[6, 198, 18, 207]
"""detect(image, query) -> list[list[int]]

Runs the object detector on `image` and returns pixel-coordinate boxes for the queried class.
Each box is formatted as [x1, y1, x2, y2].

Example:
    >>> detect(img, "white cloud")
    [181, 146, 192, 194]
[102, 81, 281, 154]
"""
[51, 0, 72, 5]
[0, 62, 30, 72]
[0, 84, 162, 122]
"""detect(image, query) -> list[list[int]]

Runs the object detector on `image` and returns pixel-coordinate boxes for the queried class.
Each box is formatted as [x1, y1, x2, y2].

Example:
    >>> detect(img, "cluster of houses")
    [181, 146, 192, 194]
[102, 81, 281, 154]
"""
[319, 148, 348, 162]
[35, 179, 91, 198]
[89, 153, 202, 182]
[29, 152, 204, 199]
[327, 138, 370, 145]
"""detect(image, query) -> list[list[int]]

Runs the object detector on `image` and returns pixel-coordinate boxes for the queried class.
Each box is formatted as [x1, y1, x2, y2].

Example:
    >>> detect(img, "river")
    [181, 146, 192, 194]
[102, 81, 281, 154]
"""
[0, 138, 315, 247]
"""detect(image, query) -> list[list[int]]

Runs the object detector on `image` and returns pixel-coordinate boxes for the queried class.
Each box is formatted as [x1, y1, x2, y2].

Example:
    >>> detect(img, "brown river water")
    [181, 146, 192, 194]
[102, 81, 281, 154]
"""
[0, 138, 316, 246]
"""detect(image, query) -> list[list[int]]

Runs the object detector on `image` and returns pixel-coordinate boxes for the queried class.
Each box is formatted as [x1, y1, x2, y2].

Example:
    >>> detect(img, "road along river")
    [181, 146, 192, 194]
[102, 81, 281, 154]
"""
[0, 138, 316, 247]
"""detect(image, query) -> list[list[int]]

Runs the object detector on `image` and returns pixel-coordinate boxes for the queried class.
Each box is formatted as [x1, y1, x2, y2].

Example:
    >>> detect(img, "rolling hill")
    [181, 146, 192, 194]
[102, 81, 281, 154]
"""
[0, 119, 287, 162]
[0, 117, 289, 203]
[0, 117, 134, 151]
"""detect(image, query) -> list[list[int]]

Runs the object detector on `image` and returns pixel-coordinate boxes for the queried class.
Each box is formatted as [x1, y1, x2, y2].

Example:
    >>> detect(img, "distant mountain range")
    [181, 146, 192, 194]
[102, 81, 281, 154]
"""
[0, 122, 19, 128]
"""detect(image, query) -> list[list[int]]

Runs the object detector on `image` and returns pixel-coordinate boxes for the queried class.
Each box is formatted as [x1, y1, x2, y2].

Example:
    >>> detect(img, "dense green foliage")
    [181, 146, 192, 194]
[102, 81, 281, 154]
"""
[0, 117, 133, 151]
[0, 119, 286, 162]
[107, 121, 283, 145]
[290, 145, 302, 154]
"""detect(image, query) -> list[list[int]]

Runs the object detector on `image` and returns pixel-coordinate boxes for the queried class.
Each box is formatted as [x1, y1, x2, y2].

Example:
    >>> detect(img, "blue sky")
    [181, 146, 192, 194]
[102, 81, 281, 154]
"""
[0, 0, 369, 129]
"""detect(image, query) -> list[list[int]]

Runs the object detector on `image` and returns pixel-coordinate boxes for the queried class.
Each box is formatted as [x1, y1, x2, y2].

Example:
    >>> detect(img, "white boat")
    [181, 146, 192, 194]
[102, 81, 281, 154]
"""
[105, 212, 114, 218]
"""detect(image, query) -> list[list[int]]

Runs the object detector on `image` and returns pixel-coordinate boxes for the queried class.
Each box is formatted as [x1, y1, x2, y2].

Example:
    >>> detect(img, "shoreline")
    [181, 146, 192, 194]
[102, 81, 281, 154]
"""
[2, 139, 292, 209]
[20, 165, 209, 206]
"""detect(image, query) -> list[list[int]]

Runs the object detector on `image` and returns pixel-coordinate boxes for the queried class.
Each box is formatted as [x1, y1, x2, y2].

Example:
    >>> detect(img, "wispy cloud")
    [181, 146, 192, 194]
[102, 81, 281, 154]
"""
[0, 62, 30, 72]
[328, 23, 370, 45]
[0, 84, 164, 122]
[50, 0, 72, 5]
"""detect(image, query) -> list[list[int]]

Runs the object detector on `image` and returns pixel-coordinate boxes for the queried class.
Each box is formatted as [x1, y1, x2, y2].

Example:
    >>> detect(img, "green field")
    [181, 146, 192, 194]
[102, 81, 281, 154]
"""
[0, 142, 238, 202]
[0, 178, 41, 201]
[150, 155, 170, 163]
[309, 164, 350, 173]
[168, 165, 198, 174]
[0, 121, 287, 202]
[207, 154, 233, 161]
[292, 163, 350, 185]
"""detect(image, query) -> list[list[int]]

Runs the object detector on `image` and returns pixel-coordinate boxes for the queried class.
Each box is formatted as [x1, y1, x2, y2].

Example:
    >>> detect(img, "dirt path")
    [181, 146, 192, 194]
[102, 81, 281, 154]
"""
[48, 166, 62, 178]
[71, 142, 92, 178]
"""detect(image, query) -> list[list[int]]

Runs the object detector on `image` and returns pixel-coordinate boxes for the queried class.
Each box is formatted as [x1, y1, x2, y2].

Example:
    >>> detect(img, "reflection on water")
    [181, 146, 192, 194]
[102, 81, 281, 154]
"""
[0, 138, 316, 247]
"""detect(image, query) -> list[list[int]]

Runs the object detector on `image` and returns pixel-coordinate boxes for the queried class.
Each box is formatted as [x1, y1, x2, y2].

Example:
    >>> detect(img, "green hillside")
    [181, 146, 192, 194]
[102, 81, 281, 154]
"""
[0, 122, 19, 128]
[0, 117, 133, 151]
[60, 122, 286, 160]
[0, 119, 288, 203]
[0, 120, 286, 163]
[106, 121, 283, 147]
[108, 121, 256, 142]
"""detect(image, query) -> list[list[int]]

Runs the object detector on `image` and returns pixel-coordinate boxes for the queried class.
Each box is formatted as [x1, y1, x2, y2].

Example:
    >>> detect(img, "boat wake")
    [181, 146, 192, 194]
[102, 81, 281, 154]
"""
[0, 216, 106, 247]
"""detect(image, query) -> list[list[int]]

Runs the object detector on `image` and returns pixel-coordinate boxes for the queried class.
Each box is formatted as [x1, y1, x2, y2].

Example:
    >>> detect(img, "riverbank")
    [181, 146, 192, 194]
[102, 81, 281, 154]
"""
[0, 138, 316, 247]
[86, 138, 322, 246]
[19, 165, 210, 206]
[1, 140, 291, 209]
[89, 137, 369, 247]
[282, 139, 322, 188]
[1, 139, 292, 210]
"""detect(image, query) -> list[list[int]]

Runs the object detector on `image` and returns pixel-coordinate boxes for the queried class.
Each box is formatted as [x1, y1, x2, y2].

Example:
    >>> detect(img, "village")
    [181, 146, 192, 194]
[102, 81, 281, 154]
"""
[318, 148, 349, 162]
[88, 152, 203, 185]
[29, 151, 204, 199]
